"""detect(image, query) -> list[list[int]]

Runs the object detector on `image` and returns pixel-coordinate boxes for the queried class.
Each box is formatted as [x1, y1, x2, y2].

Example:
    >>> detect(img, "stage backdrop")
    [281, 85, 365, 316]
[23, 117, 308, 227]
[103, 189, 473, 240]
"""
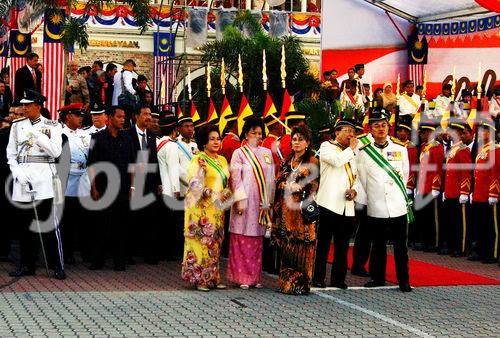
[321, 0, 500, 99]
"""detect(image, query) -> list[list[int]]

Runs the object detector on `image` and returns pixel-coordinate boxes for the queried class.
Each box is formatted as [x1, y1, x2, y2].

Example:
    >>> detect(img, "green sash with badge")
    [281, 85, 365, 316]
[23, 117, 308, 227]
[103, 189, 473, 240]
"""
[359, 136, 415, 223]
[199, 152, 228, 188]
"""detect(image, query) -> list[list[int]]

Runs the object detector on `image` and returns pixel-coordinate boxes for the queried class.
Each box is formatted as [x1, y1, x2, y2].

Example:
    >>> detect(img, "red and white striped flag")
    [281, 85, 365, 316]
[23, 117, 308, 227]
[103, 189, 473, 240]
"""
[43, 9, 67, 119]
[408, 64, 424, 86]
[42, 42, 65, 119]
[9, 57, 26, 100]
[154, 56, 175, 107]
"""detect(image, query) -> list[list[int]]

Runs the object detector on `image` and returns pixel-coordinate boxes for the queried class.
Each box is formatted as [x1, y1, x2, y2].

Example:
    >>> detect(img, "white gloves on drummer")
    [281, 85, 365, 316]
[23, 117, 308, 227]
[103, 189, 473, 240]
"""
[431, 189, 440, 198]
[488, 197, 498, 205]
[459, 194, 469, 204]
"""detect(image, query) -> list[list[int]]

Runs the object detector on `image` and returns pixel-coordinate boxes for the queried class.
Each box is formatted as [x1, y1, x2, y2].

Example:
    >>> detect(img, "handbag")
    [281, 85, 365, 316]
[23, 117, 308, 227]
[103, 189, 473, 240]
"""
[300, 190, 319, 224]
[117, 71, 138, 108]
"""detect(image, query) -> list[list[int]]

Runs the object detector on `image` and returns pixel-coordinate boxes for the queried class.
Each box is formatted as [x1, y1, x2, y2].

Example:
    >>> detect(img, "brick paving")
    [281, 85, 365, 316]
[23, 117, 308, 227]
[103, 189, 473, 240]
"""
[0, 249, 498, 337]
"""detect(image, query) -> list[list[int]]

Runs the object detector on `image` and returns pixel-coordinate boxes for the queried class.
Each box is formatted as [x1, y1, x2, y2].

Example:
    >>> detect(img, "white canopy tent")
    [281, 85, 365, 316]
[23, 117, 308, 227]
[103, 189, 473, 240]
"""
[362, 0, 492, 23]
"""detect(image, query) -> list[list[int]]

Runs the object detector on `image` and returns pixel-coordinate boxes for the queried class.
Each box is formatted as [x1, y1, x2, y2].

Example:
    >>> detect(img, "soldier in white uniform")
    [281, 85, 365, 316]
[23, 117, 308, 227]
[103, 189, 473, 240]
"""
[356, 109, 412, 292]
[7, 90, 65, 279]
[60, 103, 91, 264]
[399, 80, 420, 119]
[84, 103, 107, 135]
[156, 115, 182, 260]
[176, 115, 199, 196]
[157, 115, 180, 200]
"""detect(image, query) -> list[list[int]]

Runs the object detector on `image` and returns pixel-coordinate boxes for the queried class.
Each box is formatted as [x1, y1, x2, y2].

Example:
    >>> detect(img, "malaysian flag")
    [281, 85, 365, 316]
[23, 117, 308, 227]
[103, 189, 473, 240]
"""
[153, 32, 175, 107]
[43, 9, 66, 119]
[407, 31, 428, 86]
[9, 30, 31, 101]
[0, 40, 7, 70]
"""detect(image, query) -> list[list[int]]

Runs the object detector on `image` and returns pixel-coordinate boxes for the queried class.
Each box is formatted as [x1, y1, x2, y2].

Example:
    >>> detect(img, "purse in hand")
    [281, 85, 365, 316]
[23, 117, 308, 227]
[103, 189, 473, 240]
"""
[300, 190, 319, 224]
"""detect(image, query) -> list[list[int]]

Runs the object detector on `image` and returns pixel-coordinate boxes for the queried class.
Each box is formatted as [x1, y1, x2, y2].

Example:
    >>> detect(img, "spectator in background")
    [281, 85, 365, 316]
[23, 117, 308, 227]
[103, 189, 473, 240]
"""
[142, 90, 159, 117]
[65, 61, 90, 108]
[340, 67, 356, 92]
[14, 52, 42, 101]
[105, 63, 118, 107]
[89, 70, 107, 108]
[1, 70, 13, 106]
[112, 59, 137, 128]
[416, 85, 424, 98]
[0, 81, 12, 117]
[379, 83, 396, 112]
[135, 75, 148, 103]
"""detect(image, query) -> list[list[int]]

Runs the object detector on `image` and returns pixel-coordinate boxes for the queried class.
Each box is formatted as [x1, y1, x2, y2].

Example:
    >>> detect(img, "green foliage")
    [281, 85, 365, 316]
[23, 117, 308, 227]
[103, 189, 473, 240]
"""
[199, 12, 316, 120]
[1, 0, 152, 51]
[62, 16, 88, 52]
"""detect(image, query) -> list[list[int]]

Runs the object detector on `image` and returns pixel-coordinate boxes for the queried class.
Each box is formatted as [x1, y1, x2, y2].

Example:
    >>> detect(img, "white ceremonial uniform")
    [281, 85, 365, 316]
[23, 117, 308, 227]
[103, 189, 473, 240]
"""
[433, 94, 451, 118]
[157, 136, 180, 197]
[176, 135, 198, 196]
[357, 136, 409, 218]
[316, 140, 358, 217]
[399, 93, 421, 116]
[7, 116, 63, 202]
[84, 125, 106, 136]
[62, 125, 91, 197]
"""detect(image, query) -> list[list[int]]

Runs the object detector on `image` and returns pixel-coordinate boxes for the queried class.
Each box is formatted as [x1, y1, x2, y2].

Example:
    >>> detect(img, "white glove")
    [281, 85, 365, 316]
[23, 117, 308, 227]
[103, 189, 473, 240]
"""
[442, 192, 446, 201]
[431, 190, 440, 198]
[406, 188, 414, 195]
[11, 168, 30, 186]
[459, 194, 469, 204]
[469, 193, 473, 204]
[488, 197, 498, 205]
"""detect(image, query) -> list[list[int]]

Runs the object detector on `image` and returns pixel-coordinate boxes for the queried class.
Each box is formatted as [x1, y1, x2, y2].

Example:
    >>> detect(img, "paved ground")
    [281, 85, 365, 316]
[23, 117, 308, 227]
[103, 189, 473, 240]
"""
[0, 249, 499, 337]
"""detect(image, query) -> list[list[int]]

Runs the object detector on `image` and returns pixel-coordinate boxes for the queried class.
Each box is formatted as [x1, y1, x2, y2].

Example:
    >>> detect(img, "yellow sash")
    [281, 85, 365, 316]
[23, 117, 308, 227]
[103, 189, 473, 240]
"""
[332, 141, 355, 188]
[241, 145, 272, 225]
[402, 93, 419, 110]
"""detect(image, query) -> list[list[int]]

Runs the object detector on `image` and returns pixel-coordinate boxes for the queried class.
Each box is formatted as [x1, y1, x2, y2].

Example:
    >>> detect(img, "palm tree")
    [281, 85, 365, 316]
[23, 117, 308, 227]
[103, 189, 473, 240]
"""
[199, 10, 321, 118]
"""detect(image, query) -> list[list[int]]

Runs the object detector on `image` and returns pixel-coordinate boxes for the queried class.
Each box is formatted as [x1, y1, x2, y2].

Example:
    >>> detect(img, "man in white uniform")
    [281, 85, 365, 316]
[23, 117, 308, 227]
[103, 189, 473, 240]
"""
[314, 119, 359, 289]
[356, 109, 412, 292]
[399, 80, 420, 119]
[176, 115, 198, 196]
[7, 90, 65, 279]
[60, 103, 91, 264]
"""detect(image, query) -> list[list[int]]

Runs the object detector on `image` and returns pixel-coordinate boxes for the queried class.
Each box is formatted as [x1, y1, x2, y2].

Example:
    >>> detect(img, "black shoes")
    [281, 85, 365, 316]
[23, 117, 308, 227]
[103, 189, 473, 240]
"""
[399, 283, 412, 292]
[9, 266, 35, 277]
[351, 268, 370, 277]
[54, 268, 66, 280]
[364, 280, 386, 288]
[330, 282, 348, 290]
[312, 281, 326, 288]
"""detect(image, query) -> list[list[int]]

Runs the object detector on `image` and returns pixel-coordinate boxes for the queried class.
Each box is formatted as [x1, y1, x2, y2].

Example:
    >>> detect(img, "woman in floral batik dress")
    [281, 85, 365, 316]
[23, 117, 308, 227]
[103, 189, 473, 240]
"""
[181, 125, 231, 292]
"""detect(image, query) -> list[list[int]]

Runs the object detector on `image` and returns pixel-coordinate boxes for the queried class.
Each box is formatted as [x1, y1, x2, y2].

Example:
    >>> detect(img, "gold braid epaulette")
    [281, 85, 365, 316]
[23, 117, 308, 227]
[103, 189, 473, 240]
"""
[390, 137, 405, 146]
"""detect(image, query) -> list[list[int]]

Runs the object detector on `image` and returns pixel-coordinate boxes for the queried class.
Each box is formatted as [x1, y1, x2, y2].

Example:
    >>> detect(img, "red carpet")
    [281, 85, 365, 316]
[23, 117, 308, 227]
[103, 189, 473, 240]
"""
[327, 246, 500, 286]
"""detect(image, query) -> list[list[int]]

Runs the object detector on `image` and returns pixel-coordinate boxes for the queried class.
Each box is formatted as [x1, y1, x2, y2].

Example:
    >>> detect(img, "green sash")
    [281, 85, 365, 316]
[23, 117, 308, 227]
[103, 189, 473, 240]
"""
[359, 136, 415, 223]
[199, 152, 228, 188]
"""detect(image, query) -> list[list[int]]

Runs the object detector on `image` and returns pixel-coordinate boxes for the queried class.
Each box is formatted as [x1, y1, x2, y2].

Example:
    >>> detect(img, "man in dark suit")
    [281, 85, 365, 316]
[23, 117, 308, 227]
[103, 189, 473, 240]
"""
[127, 105, 162, 264]
[0, 81, 12, 117]
[14, 52, 42, 102]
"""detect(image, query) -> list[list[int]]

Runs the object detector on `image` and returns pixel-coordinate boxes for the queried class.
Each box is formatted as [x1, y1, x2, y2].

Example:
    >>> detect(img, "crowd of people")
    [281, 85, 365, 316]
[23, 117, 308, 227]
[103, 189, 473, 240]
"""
[0, 55, 499, 296]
